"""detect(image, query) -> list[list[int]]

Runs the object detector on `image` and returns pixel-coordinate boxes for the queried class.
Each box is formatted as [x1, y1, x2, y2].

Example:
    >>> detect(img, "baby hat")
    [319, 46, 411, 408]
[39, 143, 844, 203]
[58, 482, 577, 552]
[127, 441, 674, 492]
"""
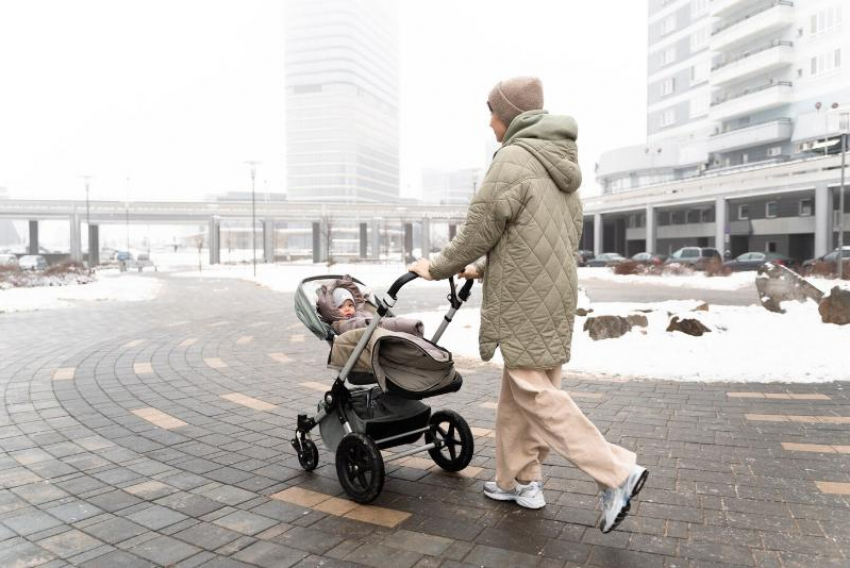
[332, 288, 355, 308]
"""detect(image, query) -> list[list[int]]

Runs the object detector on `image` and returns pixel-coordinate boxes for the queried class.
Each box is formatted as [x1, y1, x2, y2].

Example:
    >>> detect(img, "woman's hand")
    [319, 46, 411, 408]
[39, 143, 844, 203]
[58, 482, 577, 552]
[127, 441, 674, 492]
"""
[407, 258, 433, 281]
[458, 264, 480, 279]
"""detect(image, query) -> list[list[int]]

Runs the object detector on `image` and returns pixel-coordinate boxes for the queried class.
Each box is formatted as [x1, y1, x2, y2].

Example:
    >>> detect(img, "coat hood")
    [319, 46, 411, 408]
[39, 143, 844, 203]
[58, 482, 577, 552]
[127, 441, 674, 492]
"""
[501, 110, 582, 194]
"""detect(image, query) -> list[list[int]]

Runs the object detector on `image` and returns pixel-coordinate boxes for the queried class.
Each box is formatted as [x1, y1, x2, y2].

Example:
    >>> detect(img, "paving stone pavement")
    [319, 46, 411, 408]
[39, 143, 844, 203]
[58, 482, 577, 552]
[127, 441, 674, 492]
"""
[1, 272, 849, 568]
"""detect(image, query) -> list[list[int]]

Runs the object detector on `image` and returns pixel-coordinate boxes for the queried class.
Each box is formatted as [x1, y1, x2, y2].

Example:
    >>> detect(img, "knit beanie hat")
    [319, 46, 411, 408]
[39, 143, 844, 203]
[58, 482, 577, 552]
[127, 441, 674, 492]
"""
[487, 76, 544, 128]
[332, 287, 355, 308]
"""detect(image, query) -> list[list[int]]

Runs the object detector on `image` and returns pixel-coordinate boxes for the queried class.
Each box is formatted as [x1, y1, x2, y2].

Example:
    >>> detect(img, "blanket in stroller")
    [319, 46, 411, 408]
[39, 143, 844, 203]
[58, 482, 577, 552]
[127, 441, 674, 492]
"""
[329, 327, 459, 397]
[315, 276, 424, 337]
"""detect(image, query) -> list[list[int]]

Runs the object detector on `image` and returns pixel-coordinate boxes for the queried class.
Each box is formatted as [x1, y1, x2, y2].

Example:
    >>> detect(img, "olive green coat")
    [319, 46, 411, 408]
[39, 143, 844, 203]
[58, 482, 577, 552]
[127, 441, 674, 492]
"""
[429, 110, 583, 369]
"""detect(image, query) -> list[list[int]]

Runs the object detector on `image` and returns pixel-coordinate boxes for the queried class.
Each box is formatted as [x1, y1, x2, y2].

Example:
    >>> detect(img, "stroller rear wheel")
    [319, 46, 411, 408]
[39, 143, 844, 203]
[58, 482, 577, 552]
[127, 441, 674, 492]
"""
[297, 439, 319, 471]
[426, 410, 474, 472]
[335, 433, 385, 503]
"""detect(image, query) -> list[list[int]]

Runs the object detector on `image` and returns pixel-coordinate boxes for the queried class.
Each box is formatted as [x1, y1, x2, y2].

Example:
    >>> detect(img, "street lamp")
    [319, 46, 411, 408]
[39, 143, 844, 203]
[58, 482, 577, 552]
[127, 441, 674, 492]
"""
[125, 177, 131, 253]
[245, 161, 261, 277]
[80, 175, 92, 269]
[838, 111, 848, 279]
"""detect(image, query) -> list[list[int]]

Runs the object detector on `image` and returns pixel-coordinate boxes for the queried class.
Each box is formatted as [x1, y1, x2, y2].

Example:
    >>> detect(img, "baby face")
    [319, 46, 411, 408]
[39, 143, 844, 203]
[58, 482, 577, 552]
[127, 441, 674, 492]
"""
[338, 299, 356, 318]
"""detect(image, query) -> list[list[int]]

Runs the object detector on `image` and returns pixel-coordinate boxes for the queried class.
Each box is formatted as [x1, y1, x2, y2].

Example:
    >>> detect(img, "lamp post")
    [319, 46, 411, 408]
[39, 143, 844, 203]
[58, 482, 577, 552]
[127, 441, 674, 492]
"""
[245, 161, 261, 277]
[80, 175, 92, 269]
[125, 177, 131, 253]
[839, 111, 848, 279]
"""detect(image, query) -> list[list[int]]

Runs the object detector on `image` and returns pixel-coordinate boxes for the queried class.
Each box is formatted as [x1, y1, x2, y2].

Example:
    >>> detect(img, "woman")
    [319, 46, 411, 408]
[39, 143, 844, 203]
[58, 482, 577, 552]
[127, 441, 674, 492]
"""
[408, 76, 647, 533]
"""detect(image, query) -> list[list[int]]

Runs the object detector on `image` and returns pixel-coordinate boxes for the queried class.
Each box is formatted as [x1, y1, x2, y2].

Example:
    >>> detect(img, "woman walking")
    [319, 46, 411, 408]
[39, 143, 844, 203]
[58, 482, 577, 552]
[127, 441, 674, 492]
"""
[409, 76, 647, 533]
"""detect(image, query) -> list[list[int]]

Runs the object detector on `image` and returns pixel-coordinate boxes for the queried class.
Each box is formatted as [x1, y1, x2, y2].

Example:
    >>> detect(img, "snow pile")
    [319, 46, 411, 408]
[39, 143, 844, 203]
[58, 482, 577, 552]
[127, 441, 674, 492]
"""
[0, 268, 95, 289]
[578, 267, 754, 291]
[0, 273, 161, 313]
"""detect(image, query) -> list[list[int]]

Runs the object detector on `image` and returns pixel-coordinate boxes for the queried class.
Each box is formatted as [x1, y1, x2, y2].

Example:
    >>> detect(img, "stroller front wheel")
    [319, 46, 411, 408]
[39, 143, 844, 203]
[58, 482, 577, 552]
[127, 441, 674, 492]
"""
[298, 439, 319, 471]
[335, 433, 385, 504]
[426, 410, 474, 472]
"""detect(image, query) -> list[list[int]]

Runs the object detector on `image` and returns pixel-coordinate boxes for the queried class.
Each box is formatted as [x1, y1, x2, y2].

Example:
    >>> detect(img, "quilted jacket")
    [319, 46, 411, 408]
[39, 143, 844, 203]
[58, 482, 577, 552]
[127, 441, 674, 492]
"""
[429, 110, 583, 369]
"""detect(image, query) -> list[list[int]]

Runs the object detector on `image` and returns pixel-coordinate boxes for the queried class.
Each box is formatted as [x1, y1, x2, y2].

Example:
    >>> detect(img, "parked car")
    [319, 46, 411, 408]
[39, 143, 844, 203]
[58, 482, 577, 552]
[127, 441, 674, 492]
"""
[586, 252, 627, 267]
[723, 251, 797, 272]
[0, 253, 18, 268]
[802, 246, 850, 275]
[664, 247, 721, 270]
[631, 252, 668, 266]
[129, 253, 154, 272]
[18, 254, 48, 271]
[575, 250, 595, 267]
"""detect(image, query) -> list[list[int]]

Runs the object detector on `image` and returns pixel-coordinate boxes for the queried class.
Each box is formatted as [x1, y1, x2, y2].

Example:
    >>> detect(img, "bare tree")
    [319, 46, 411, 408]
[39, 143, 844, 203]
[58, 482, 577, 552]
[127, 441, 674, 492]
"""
[322, 215, 335, 268]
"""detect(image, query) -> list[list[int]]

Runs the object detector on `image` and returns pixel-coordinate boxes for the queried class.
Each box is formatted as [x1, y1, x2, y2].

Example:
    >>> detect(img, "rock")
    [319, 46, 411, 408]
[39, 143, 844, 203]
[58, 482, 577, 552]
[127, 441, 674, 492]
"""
[626, 314, 649, 328]
[694, 303, 709, 312]
[583, 315, 632, 341]
[755, 263, 824, 313]
[667, 315, 711, 336]
[819, 286, 850, 326]
[576, 307, 594, 317]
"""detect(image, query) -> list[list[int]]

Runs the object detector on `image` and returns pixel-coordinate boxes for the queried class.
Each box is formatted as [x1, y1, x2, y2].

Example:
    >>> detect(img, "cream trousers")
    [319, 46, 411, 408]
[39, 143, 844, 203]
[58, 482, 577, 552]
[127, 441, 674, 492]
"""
[495, 366, 636, 491]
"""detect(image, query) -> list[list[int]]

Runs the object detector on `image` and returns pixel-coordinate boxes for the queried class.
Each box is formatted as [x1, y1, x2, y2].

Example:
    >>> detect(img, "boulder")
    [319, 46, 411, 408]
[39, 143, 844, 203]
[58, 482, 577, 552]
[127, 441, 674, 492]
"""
[755, 263, 824, 314]
[583, 315, 632, 341]
[576, 307, 594, 317]
[819, 286, 850, 326]
[694, 303, 710, 312]
[626, 314, 649, 328]
[667, 315, 711, 336]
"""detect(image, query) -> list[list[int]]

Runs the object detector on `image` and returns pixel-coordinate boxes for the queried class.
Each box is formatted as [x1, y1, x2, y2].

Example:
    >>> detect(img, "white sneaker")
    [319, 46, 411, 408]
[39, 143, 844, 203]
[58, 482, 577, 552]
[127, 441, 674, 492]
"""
[483, 480, 546, 509]
[599, 465, 649, 533]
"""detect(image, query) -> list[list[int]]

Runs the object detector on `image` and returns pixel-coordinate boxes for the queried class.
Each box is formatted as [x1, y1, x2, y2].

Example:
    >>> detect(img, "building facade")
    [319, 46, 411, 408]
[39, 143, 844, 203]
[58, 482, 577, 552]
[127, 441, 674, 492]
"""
[285, 0, 400, 203]
[591, 0, 849, 260]
[421, 167, 483, 205]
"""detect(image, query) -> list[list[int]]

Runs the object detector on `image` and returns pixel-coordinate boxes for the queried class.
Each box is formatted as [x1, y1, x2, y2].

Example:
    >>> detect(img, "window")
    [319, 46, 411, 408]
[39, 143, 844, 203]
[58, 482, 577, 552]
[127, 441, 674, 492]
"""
[662, 15, 676, 35]
[690, 26, 709, 51]
[660, 109, 676, 128]
[691, 61, 710, 85]
[800, 198, 813, 216]
[767, 242, 777, 253]
[702, 209, 714, 223]
[766, 201, 778, 218]
[811, 49, 842, 76]
[738, 204, 750, 220]
[661, 47, 676, 66]
[687, 210, 701, 224]
[742, 153, 749, 164]
[661, 78, 676, 97]
[690, 93, 710, 118]
[691, 0, 710, 19]
[811, 6, 843, 36]
[768, 146, 782, 157]
[682, 248, 699, 258]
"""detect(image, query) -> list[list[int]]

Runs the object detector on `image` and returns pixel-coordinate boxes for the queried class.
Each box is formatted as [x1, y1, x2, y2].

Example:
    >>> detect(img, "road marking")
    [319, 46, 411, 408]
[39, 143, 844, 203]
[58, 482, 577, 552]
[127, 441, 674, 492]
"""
[209, 321, 230, 328]
[221, 393, 276, 411]
[123, 339, 145, 349]
[782, 442, 850, 454]
[290, 334, 305, 343]
[236, 336, 253, 345]
[300, 382, 328, 392]
[479, 402, 498, 409]
[268, 352, 292, 364]
[728, 392, 830, 400]
[470, 427, 495, 438]
[52, 367, 76, 381]
[133, 362, 153, 375]
[568, 391, 605, 400]
[747, 414, 850, 424]
[132, 408, 187, 429]
[205, 357, 228, 369]
[179, 338, 198, 348]
[816, 482, 850, 495]
[270, 487, 411, 528]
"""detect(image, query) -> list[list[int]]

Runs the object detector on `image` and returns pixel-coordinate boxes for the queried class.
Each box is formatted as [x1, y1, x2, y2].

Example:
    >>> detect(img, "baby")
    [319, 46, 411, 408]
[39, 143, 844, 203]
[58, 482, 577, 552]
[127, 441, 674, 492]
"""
[317, 277, 424, 337]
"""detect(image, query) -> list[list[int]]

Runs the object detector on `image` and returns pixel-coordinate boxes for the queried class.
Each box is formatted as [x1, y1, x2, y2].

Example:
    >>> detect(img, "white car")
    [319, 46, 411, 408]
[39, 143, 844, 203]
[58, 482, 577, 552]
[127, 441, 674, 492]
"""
[0, 253, 18, 267]
[19, 255, 48, 271]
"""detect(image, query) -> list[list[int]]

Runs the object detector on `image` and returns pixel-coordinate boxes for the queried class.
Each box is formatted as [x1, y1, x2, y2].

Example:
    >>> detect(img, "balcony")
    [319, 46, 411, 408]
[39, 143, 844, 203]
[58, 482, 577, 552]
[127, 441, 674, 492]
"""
[711, 0, 758, 18]
[710, 81, 793, 121]
[711, 1, 795, 52]
[711, 41, 794, 86]
[706, 118, 793, 153]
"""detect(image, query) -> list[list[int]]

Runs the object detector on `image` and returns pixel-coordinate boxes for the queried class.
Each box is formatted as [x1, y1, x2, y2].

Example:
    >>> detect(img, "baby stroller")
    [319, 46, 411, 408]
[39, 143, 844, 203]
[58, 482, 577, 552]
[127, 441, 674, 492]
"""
[292, 272, 476, 503]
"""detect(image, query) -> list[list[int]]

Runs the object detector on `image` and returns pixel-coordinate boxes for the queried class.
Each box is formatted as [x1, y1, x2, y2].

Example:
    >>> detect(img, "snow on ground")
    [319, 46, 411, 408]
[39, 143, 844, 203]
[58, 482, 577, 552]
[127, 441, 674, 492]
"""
[405, 300, 850, 383]
[0, 273, 161, 313]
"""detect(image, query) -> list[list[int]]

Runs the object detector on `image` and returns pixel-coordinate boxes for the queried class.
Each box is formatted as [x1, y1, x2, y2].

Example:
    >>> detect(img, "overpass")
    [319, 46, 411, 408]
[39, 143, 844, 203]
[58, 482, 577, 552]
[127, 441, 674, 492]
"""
[0, 198, 472, 265]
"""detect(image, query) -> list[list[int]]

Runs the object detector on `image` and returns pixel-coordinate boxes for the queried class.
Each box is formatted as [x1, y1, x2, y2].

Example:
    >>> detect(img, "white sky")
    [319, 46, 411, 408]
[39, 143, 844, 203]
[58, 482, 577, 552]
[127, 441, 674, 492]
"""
[0, 0, 648, 203]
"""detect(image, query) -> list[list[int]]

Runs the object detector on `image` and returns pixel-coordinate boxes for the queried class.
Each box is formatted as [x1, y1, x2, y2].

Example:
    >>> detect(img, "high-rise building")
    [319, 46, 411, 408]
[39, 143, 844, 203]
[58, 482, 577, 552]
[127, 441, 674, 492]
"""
[590, 0, 849, 260]
[285, 0, 400, 203]
[421, 167, 483, 205]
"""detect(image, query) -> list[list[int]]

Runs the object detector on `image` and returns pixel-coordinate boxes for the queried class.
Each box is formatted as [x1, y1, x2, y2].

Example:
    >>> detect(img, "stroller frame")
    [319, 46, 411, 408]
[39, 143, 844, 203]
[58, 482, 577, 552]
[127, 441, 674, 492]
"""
[291, 272, 475, 503]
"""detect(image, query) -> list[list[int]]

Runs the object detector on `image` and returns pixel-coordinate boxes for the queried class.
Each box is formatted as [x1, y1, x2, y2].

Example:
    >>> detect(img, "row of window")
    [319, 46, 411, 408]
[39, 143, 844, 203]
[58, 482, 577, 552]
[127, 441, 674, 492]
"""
[737, 199, 813, 221]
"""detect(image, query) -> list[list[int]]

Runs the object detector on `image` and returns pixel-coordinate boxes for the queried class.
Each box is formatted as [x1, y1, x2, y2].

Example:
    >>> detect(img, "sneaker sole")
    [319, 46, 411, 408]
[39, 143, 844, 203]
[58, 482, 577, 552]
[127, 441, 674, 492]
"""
[484, 490, 546, 509]
[599, 469, 649, 534]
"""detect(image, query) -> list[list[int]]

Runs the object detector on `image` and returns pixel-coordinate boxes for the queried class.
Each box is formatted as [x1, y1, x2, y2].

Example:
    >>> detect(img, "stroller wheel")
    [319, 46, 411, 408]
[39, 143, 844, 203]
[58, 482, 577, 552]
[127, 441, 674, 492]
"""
[298, 439, 319, 472]
[335, 433, 385, 504]
[426, 410, 474, 472]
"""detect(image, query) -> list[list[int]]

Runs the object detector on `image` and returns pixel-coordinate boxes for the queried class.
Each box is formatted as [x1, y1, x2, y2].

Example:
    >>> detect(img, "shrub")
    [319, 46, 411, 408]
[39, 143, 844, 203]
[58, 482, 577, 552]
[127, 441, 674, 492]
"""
[660, 263, 695, 276]
[613, 260, 642, 275]
[807, 260, 850, 279]
[703, 257, 731, 277]
[44, 261, 85, 277]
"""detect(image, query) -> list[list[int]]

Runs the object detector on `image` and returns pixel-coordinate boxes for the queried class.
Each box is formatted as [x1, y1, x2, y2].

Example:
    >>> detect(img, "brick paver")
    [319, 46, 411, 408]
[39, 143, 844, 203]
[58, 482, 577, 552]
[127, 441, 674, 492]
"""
[1, 273, 848, 567]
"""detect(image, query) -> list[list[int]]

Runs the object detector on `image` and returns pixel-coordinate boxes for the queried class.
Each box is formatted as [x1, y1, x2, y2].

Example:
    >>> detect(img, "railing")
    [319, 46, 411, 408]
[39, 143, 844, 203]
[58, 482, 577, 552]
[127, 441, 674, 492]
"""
[711, 81, 792, 107]
[712, 40, 794, 71]
[711, 117, 792, 136]
[712, 0, 794, 36]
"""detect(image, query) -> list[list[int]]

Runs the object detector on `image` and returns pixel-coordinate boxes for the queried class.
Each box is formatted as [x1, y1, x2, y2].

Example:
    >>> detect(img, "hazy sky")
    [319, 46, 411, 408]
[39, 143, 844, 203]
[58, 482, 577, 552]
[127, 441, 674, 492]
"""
[0, 0, 648, 203]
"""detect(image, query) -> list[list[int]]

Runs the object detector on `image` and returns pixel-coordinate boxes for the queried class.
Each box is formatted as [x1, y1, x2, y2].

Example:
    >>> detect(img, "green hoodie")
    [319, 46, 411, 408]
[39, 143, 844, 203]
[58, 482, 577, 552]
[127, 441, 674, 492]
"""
[430, 110, 584, 369]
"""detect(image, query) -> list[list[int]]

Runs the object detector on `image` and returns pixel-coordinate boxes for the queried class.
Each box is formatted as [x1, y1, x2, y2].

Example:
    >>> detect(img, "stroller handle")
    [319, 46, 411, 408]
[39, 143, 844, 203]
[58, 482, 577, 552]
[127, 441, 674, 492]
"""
[388, 272, 419, 299]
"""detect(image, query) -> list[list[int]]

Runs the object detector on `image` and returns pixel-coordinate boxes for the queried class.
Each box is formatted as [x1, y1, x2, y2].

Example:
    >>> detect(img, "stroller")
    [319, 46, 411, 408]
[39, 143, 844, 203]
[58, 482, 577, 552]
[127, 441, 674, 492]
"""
[292, 272, 476, 503]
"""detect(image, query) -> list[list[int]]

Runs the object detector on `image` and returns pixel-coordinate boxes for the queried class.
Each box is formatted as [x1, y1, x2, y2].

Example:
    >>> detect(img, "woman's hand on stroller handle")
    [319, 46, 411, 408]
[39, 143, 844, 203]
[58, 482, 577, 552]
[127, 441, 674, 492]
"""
[407, 258, 433, 281]
[388, 271, 420, 299]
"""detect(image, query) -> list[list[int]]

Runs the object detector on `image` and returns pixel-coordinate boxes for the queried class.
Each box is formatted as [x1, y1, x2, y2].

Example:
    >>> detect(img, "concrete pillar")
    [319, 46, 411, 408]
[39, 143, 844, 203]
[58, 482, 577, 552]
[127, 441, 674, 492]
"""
[28, 220, 38, 254]
[645, 205, 656, 254]
[263, 219, 275, 263]
[69, 214, 82, 262]
[208, 217, 220, 265]
[370, 219, 381, 260]
[359, 222, 368, 259]
[715, 197, 728, 255]
[403, 223, 414, 262]
[312, 219, 328, 263]
[593, 213, 603, 256]
[815, 183, 833, 257]
[449, 222, 457, 241]
[420, 218, 431, 259]
[87, 225, 100, 266]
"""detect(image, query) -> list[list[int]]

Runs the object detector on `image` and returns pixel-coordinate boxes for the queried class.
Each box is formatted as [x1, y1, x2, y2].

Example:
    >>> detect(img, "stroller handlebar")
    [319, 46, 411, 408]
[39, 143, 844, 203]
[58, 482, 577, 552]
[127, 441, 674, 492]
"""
[387, 272, 420, 299]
